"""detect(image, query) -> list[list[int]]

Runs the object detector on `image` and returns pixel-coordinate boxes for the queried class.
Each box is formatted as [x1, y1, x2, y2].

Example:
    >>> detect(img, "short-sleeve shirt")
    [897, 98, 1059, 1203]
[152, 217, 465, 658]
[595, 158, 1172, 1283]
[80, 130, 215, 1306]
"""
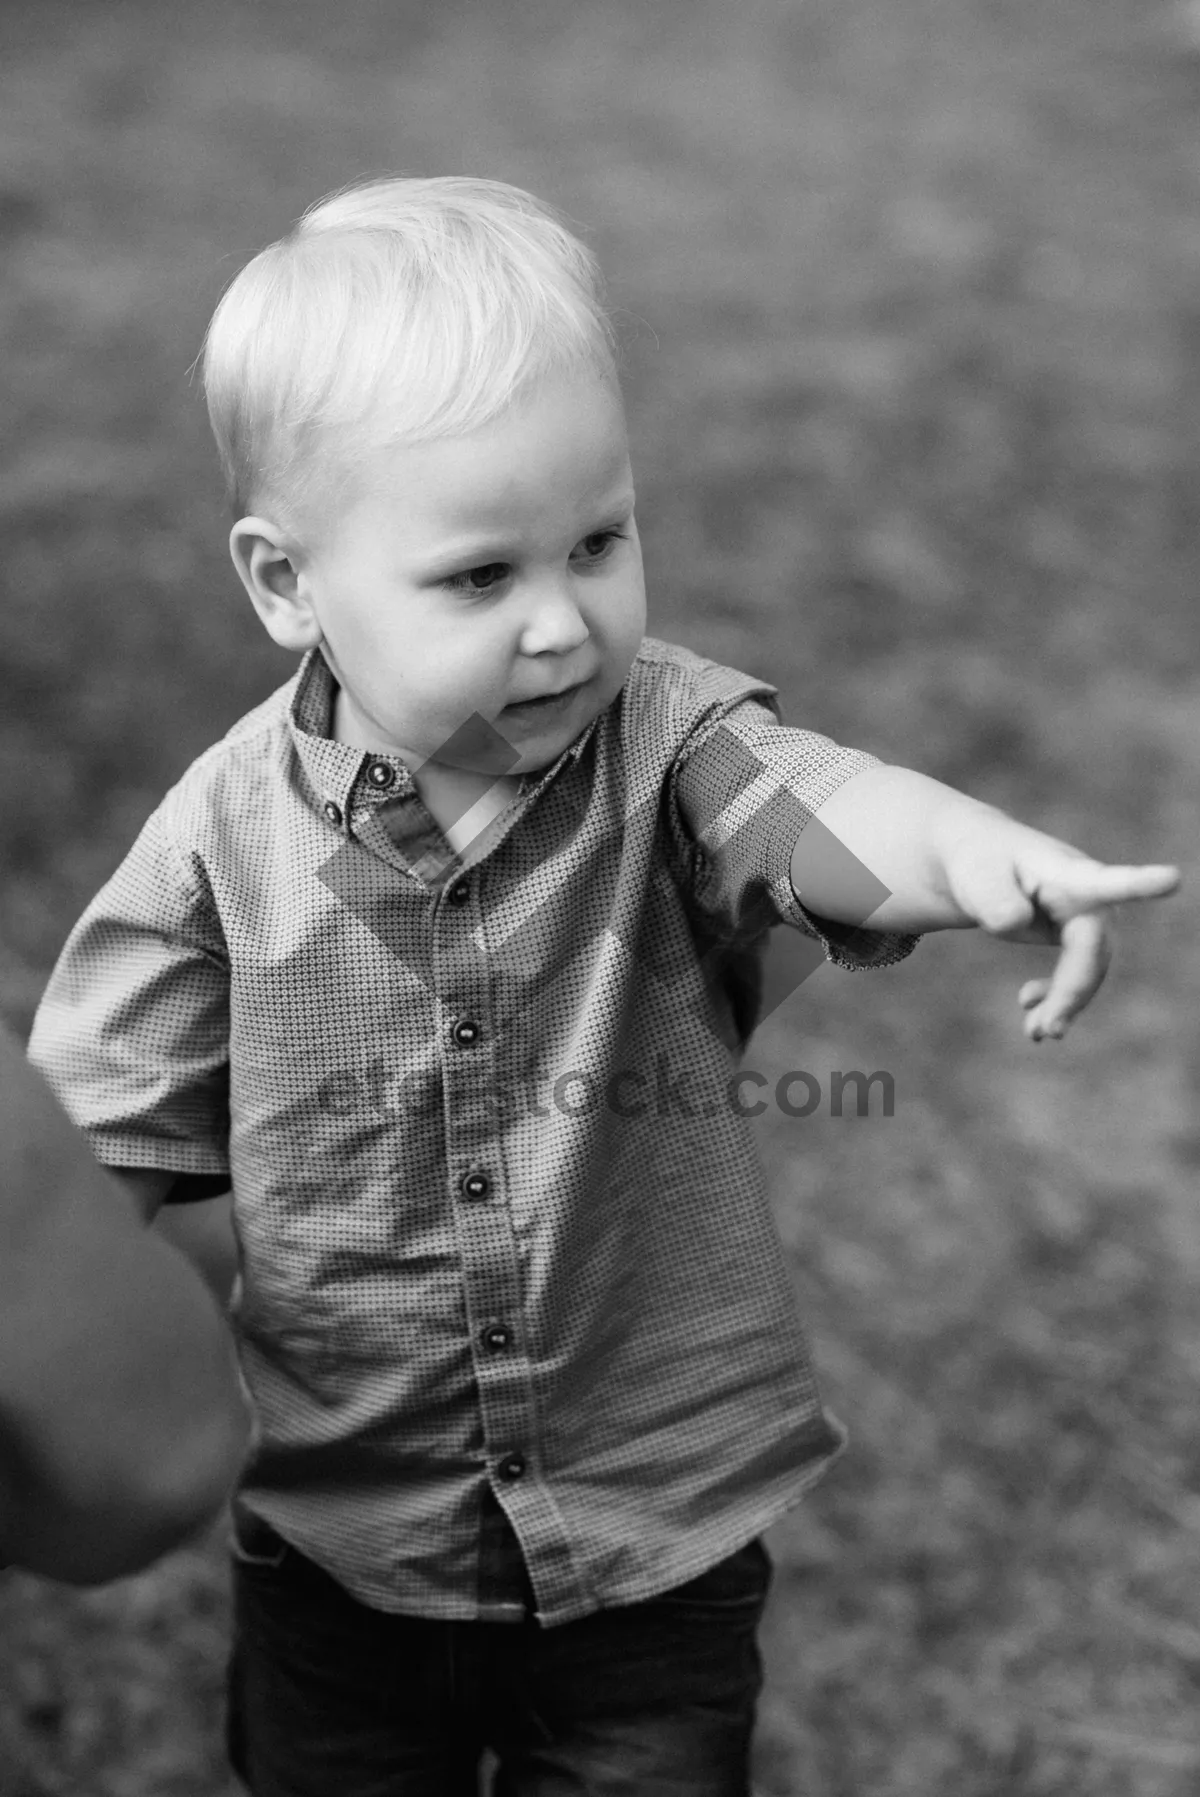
[28, 637, 919, 1626]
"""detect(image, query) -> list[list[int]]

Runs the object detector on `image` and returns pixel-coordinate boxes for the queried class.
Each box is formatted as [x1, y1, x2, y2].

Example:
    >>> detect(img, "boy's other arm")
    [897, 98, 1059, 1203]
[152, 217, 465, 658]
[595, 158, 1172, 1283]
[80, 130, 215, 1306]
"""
[107, 1173, 239, 1312]
[109, 1170, 233, 1221]
[0, 1028, 251, 1584]
[110, 1166, 177, 1222]
[791, 764, 1181, 1039]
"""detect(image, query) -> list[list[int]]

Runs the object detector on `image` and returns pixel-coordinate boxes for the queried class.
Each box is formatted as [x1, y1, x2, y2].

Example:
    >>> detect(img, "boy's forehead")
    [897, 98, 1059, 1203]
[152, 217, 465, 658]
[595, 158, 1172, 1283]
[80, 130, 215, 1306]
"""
[363, 380, 632, 534]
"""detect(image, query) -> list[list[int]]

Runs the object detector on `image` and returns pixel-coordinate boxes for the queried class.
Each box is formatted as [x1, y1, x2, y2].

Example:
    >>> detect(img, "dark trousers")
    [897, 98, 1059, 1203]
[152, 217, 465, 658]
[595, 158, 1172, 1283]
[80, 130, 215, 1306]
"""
[226, 1508, 771, 1796]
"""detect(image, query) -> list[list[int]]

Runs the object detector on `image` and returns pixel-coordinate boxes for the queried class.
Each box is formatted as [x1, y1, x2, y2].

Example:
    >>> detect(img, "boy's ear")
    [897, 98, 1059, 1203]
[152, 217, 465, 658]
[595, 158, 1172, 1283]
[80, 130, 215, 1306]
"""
[229, 518, 323, 653]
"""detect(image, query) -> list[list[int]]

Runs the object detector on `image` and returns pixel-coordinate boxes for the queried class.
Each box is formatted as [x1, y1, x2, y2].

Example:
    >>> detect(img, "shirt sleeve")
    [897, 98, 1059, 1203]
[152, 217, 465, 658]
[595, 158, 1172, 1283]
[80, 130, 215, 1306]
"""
[27, 801, 232, 1178]
[668, 696, 922, 972]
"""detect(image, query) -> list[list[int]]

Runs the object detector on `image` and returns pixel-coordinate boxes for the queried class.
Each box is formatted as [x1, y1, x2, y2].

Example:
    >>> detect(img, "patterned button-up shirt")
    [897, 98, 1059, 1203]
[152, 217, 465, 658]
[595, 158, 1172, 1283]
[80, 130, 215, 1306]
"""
[28, 637, 919, 1627]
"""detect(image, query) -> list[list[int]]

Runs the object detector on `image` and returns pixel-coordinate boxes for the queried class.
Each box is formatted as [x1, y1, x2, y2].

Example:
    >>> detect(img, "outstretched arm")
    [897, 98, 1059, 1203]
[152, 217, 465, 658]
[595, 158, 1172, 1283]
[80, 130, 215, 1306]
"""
[792, 765, 1181, 1040]
[0, 1026, 251, 1584]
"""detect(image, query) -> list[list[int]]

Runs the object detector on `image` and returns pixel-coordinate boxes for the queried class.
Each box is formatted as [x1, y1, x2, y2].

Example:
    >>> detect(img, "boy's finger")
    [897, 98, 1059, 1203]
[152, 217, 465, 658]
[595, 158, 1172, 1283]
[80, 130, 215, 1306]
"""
[1024, 911, 1111, 1039]
[1048, 862, 1181, 914]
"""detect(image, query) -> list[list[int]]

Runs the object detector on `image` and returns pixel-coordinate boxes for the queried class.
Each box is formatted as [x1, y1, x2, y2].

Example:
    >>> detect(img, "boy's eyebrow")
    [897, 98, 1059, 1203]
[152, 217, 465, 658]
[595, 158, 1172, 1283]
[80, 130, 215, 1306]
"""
[416, 491, 637, 579]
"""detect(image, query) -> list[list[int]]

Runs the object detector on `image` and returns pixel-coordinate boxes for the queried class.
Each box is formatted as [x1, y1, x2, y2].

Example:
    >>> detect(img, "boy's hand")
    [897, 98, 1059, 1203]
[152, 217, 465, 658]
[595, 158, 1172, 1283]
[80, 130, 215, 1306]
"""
[938, 811, 1181, 1042]
[798, 765, 1179, 1041]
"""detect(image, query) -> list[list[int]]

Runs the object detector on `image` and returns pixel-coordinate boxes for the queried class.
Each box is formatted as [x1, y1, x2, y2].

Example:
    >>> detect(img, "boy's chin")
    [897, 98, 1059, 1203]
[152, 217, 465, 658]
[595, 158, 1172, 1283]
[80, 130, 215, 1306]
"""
[499, 713, 592, 775]
[417, 683, 595, 778]
[496, 675, 595, 751]
[512, 740, 575, 774]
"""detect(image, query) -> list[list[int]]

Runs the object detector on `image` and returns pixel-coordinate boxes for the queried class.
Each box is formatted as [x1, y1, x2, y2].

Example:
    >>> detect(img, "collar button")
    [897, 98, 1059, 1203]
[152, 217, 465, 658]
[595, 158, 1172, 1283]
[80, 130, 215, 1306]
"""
[323, 800, 343, 827]
[366, 759, 396, 790]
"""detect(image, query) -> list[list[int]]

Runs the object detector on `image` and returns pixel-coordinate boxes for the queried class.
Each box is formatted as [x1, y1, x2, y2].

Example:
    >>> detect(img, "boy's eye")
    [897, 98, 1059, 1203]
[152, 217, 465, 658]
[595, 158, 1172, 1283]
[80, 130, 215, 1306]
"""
[441, 530, 626, 595]
[444, 562, 509, 594]
[573, 529, 626, 562]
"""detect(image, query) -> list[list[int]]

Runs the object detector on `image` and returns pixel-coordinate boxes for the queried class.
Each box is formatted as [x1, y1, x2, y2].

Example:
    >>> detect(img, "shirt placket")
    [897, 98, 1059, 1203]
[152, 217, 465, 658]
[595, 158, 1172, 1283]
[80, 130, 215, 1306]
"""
[433, 869, 549, 1582]
[303, 702, 593, 1619]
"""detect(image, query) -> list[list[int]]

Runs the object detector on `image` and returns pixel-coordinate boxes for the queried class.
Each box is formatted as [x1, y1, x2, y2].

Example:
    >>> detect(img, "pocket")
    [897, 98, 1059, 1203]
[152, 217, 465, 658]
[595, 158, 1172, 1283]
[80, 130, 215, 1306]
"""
[229, 1499, 291, 1570]
[652, 1538, 772, 1613]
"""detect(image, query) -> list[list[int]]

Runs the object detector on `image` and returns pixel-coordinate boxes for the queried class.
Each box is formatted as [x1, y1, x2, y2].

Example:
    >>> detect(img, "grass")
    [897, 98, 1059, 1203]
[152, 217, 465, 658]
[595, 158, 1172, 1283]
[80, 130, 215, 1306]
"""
[1, 0, 1198, 1790]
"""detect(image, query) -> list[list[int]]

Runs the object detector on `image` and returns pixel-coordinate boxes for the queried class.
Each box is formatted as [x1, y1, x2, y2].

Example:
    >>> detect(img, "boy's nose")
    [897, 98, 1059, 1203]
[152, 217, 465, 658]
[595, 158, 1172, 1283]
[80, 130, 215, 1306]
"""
[517, 577, 591, 653]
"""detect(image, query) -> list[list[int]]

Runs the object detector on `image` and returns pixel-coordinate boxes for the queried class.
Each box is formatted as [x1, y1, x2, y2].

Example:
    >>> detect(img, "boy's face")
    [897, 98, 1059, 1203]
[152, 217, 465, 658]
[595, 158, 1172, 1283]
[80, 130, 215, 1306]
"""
[286, 370, 645, 778]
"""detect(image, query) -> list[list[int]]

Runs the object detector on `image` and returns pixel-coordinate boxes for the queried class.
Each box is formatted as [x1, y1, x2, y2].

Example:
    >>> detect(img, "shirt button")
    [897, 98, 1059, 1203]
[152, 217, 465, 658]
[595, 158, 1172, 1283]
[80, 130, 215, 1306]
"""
[452, 1019, 480, 1048]
[323, 800, 343, 827]
[447, 880, 471, 906]
[497, 1453, 526, 1481]
[460, 1171, 491, 1202]
[482, 1324, 511, 1352]
[366, 759, 396, 790]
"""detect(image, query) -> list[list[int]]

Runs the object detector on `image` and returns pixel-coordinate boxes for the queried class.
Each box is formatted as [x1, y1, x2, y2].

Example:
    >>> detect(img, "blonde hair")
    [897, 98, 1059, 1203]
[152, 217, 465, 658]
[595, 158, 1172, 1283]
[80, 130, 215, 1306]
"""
[202, 175, 618, 532]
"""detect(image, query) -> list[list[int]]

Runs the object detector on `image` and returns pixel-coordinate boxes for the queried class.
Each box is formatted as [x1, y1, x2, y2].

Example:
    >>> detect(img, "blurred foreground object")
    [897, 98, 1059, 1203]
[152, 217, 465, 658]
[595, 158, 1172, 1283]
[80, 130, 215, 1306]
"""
[0, 1022, 251, 1584]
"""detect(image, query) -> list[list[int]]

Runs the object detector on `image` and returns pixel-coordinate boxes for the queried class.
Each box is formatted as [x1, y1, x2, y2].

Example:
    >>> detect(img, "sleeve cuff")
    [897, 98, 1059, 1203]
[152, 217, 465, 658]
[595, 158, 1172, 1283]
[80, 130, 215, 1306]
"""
[792, 903, 923, 972]
[107, 1169, 233, 1204]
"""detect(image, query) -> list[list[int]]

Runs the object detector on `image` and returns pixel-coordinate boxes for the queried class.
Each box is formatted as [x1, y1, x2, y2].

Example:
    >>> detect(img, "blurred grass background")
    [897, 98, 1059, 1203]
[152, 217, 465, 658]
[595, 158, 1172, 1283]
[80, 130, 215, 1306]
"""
[1, 0, 1198, 1791]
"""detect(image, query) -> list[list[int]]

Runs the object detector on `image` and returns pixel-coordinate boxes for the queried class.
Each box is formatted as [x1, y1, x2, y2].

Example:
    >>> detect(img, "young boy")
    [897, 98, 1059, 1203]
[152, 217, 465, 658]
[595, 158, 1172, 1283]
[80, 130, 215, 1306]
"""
[28, 176, 1179, 1795]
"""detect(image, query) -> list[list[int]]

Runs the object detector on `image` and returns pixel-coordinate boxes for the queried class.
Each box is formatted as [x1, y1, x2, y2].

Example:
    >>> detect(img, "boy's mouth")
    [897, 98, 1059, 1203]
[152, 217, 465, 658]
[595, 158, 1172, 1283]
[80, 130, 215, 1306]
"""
[502, 680, 587, 720]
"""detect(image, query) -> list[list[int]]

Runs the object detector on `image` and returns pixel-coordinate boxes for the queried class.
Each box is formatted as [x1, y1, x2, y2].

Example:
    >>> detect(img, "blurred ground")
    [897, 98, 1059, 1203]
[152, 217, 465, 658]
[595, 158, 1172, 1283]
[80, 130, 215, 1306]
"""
[0, 0, 1198, 1792]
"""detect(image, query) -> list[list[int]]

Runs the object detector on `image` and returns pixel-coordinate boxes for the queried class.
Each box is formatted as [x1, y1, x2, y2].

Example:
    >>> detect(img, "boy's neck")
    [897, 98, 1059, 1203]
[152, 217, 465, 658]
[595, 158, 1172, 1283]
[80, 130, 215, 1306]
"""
[415, 763, 521, 851]
[331, 685, 519, 849]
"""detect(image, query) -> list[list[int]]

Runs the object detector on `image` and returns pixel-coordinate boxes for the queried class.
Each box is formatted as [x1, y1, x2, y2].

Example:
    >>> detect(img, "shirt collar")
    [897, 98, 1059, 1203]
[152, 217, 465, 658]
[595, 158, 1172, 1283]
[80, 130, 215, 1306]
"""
[287, 648, 601, 832]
